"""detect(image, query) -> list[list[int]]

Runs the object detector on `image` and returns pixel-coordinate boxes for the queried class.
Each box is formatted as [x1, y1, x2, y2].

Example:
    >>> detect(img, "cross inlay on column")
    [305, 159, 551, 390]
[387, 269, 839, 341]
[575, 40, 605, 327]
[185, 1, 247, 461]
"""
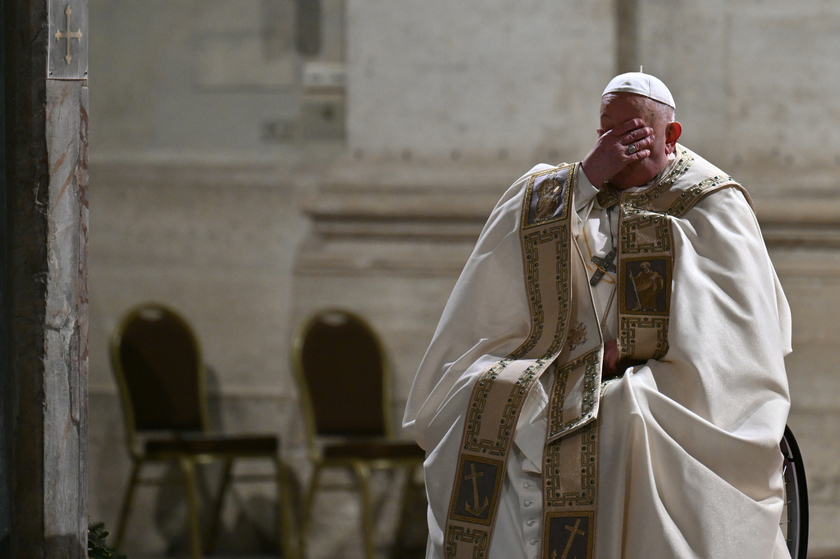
[55, 6, 83, 65]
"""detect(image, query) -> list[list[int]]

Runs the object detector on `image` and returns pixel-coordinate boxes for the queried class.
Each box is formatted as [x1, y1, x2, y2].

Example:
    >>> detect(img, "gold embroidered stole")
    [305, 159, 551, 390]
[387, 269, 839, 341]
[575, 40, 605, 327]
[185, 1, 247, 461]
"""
[539, 247, 603, 559]
[444, 163, 604, 559]
[596, 146, 748, 367]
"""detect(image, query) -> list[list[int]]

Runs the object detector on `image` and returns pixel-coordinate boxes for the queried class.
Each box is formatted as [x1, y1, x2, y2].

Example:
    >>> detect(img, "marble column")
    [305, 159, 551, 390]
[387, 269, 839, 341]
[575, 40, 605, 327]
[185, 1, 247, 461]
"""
[4, 0, 89, 556]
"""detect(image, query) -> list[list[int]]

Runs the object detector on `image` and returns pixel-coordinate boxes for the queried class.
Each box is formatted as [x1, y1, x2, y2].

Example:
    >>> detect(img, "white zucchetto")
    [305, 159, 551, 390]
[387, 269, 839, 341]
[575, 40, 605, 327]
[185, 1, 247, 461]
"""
[602, 72, 676, 109]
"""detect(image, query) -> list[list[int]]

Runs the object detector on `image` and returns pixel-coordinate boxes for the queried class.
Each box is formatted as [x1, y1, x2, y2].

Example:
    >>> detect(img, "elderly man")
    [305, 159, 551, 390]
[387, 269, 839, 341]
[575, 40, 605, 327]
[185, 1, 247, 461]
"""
[404, 72, 792, 559]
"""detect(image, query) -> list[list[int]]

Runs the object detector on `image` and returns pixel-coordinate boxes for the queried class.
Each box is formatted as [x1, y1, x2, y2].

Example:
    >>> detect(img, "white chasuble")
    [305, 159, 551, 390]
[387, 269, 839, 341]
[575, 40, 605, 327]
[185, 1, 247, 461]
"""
[404, 145, 792, 559]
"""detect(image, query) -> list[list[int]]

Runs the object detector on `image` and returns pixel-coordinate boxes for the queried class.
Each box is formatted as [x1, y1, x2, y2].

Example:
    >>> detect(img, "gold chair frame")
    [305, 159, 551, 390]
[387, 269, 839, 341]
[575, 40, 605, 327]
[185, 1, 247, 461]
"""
[110, 303, 299, 559]
[291, 309, 425, 559]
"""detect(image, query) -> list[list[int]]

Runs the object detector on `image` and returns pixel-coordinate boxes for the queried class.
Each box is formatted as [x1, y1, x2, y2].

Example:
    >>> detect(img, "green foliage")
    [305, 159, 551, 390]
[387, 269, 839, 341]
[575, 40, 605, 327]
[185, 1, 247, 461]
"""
[88, 522, 127, 559]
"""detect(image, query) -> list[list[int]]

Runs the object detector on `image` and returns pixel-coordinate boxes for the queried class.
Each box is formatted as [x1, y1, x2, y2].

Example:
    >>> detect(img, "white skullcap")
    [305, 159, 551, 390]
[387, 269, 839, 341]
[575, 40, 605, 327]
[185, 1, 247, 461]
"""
[602, 72, 675, 109]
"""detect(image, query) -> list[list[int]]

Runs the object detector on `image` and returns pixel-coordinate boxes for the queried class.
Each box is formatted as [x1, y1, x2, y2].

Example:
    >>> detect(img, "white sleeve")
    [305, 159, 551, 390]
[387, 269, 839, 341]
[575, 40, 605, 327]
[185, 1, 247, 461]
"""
[574, 165, 600, 227]
[402, 164, 554, 559]
[402, 164, 551, 451]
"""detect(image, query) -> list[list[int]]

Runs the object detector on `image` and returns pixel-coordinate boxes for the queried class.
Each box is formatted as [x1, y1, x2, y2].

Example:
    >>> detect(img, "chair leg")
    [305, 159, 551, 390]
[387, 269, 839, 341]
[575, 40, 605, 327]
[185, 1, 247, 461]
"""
[301, 463, 323, 559]
[276, 457, 301, 559]
[391, 463, 425, 559]
[352, 462, 375, 559]
[391, 465, 410, 559]
[205, 457, 234, 554]
[178, 456, 203, 559]
[113, 459, 142, 550]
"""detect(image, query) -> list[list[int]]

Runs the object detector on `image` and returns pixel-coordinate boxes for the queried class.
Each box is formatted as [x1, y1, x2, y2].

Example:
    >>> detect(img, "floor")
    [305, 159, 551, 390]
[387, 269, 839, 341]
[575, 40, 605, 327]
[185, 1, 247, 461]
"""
[113, 466, 427, 559]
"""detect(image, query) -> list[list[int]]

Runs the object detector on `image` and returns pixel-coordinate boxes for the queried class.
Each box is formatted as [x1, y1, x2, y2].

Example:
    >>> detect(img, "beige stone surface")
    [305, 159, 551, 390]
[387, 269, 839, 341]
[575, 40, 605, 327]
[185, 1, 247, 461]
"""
[88, 162, 309, 396]
[772, 249, 840, 554]
[346, 0, 614, 163]
[86, 0, 840, 555]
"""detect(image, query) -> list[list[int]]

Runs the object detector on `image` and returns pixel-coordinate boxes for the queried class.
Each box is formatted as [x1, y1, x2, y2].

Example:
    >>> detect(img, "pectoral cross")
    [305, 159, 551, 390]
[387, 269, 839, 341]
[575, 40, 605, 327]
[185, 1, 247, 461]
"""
[589, 248, 616, 286]
[464, 464, 489, 516]
[55, 6, 83, 65]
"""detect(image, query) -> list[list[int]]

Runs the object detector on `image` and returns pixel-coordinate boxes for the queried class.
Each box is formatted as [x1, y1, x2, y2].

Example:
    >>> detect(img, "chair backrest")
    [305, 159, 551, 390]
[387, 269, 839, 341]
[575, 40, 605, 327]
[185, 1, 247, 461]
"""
[292, 309, 391, 445]
[780, 425, 809, 559]
[110, 304, 208, 445]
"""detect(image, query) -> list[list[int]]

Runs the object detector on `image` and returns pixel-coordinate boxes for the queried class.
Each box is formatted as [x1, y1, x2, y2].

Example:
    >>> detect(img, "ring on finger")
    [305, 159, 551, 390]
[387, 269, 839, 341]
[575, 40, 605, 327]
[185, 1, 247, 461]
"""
[627, 144, 638, 155]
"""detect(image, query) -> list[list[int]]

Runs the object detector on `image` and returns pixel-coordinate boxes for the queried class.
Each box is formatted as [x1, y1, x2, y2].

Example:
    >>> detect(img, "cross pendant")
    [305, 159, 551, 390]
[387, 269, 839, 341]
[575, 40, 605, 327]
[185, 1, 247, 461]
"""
[589, 248, 617, 286]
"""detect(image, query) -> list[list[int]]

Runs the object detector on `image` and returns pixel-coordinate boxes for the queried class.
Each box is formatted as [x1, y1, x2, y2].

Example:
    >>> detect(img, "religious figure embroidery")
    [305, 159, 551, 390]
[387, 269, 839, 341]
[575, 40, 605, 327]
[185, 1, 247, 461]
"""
[534, 174, 565, 222]
[566, 321, 587, 351]
[629, 261, 665, 312]
[524, 165, 572, 228]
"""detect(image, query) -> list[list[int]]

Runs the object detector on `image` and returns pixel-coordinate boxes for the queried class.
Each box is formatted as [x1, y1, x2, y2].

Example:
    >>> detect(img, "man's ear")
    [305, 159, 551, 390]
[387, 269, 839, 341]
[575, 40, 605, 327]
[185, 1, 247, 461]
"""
[665, 121, 682, 154]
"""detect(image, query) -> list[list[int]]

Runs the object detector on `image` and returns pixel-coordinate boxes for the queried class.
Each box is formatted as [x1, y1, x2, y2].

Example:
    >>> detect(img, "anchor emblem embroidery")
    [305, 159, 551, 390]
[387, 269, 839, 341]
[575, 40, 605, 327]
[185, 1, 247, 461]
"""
[464, 463, 488, 516]
[451, 456, 502, 525]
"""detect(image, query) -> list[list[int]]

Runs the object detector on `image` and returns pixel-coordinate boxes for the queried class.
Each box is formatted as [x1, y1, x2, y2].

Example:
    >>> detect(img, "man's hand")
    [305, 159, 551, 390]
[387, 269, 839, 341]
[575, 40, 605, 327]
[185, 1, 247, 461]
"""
[581, 119, 655, 188]
[603, 339, 619, 379]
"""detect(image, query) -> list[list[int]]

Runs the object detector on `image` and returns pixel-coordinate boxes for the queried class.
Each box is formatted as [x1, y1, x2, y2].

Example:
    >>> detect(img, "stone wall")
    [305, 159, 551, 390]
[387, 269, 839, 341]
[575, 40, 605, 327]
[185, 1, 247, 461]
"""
[87, 161, 310, 554]
[87, 0, 840, 555]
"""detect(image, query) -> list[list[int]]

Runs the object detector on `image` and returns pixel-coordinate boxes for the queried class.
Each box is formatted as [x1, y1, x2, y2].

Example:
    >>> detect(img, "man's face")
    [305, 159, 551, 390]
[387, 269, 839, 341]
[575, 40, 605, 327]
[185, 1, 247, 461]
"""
[598, 93, 675, 189]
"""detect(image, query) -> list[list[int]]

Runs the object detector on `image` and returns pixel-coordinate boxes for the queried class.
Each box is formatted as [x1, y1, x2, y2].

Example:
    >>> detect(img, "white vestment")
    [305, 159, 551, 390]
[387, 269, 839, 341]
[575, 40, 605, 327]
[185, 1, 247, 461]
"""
[404, 147, 793, 559]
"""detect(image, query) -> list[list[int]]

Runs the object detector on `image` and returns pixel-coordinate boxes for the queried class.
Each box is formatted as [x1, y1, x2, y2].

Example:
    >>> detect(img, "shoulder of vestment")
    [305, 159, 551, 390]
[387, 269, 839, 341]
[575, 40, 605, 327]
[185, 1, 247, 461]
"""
[600, 145, 752, 218]
[517, 162, 565, 185]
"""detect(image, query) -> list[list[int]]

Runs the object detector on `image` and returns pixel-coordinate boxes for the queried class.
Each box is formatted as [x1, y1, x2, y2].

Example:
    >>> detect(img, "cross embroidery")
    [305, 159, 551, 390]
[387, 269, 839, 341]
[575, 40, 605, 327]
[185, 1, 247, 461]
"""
[550, 518, 586, 559]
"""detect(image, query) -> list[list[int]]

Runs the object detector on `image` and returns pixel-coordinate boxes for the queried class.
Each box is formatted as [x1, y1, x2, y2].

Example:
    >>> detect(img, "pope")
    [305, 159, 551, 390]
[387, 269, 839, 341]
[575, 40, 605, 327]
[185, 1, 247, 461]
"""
[404, 72, 792, 559]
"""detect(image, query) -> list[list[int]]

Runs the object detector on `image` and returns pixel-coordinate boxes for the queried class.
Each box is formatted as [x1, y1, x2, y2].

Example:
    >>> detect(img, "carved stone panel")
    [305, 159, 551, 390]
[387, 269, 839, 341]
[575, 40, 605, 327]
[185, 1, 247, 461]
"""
[49, 0, 88, 80]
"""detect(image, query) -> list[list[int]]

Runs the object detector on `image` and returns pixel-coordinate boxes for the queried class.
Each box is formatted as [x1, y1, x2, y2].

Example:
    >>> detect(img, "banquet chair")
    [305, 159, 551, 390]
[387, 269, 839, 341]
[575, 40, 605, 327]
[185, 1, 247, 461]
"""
[781, 425, 809, 559]
[292, 309, 425, 559]
[110, 303, 299, 559]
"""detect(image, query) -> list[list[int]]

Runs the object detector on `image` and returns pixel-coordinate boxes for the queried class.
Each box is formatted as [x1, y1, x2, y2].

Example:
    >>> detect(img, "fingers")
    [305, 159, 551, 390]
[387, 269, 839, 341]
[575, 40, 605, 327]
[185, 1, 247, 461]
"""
[606, 120, 654, 149]
[623, 126, 654, 145]
[625, 147, 651, 161]
[608, 118, 647, 137]
[582, 119, 656, 186]
[603, 119, 655, 158]
[625, 134, 655, 158]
